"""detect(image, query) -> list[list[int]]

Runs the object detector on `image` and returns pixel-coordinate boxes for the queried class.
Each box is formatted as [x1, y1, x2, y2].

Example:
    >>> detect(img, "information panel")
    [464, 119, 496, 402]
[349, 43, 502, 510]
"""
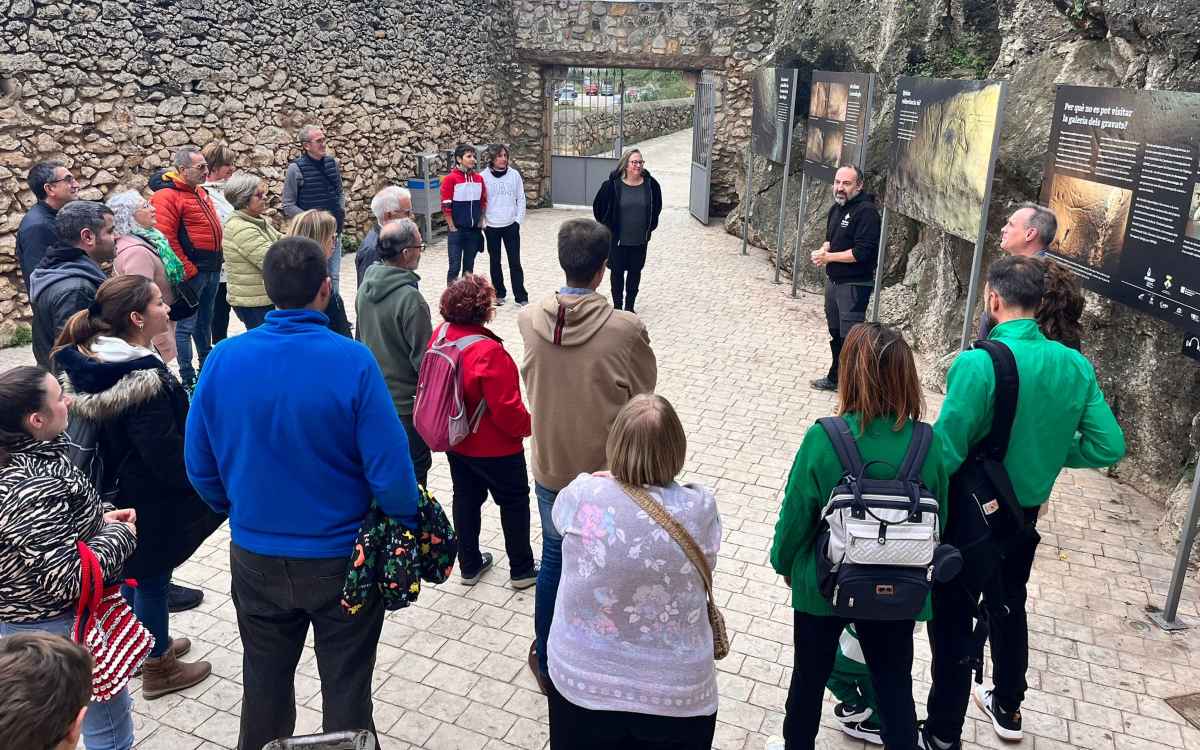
[1039, 85, 1200, 334]
[887, 77, 1006, 242]
[751, 66, 797, 164]
[802, 71, 875, 183]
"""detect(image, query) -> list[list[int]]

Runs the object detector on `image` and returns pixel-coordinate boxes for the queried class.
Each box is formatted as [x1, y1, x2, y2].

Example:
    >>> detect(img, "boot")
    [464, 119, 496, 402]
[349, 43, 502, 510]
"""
[141, 647, 211, 699]
[133, 637, 191, 677]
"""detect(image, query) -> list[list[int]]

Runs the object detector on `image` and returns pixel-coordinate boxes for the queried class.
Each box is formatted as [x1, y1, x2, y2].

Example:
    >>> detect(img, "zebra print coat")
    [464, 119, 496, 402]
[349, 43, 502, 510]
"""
[0, 435, 137, 623]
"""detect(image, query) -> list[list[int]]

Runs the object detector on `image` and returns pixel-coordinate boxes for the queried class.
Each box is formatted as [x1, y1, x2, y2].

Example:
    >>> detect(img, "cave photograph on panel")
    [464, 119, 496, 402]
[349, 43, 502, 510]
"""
[1039, 85, 1200, 335]
[888, 77, 1005, 241]
[803, 71, 874, 184]
[751, 66, 795, 163]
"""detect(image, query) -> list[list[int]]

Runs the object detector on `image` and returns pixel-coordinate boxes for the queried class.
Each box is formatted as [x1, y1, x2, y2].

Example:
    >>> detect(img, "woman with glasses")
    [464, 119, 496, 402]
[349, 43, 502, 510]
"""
[221, 172, 281, 330]
[107, 190, 185, 362]
[766, 323, 950, 750]
[355, 218, 434, 487]
[592, 148, 663, 314]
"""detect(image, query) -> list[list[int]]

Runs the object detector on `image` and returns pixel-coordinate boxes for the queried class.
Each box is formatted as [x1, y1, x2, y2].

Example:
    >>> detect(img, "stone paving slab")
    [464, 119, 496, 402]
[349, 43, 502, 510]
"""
[3, 128, 1197, 749]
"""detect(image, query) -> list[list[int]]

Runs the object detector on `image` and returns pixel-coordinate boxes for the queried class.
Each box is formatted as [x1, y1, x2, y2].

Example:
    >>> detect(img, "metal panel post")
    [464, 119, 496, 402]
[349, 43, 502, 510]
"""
[773, 69, 799, 284]
[616, 69, 625, 158]
[741, 140, 753, 256]
[1151, 467, 1200, 631]
[789, 172, 810, 298]
[870, 206, 890, 322]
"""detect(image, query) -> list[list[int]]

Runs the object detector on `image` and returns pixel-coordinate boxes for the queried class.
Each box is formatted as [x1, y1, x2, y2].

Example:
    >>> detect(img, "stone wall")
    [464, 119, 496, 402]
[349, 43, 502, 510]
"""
[513, 0, 778, 214]
[0, 0, 543, 341]
[553, 98, 694, 157]
[727, 0, 1200, 540]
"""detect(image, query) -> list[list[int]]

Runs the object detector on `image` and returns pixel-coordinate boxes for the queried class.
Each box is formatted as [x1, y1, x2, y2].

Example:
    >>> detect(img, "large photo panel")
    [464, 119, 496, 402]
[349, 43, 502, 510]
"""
[1039, 85, 1200, 335]
[887, 77, 1006, 242]
[751, 66, 797, 164]
[803, 71, 875, 183]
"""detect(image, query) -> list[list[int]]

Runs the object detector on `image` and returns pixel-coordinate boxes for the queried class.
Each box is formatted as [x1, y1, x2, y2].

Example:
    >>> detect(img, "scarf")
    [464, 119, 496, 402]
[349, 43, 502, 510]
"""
[490, 167, 508, 179]
[132, 226, 185, 285]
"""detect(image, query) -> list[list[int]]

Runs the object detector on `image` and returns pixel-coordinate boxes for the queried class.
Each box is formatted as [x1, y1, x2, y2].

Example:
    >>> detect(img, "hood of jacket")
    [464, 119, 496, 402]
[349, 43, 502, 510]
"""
[27, 243, 107, 302]
[527, 291, 616, 347]
[56, 345, 163, 422]
[161, 170, 202, 195]
[359, 264, 421, 305]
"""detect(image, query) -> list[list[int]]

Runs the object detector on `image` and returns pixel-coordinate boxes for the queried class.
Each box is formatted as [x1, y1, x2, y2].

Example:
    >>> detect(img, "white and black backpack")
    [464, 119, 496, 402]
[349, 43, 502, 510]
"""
[814, 416, 947, 620]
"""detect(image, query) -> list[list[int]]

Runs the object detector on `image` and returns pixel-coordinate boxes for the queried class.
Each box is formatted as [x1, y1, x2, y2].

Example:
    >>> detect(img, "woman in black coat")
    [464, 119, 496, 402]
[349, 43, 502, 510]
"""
[592, 148, 663, 314]
[53, 275, 223, 700]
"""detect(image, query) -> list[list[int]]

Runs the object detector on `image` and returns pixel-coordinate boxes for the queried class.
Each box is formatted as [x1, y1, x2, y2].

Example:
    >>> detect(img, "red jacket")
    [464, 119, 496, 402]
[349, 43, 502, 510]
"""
[150, 171, 224, 279]
[428, 322, 530, 457]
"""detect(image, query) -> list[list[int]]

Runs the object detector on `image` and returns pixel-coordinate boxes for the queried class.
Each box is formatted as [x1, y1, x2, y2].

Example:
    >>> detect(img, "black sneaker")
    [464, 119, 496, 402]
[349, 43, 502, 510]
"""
[974, 685, 1023, 741]
[810, 376, 837, 391]
[917, 721, 961, 750]
[461, 552, 494, 586]
[495, 297, 507, 306]
[510, 565, 539, 590]
[839, 721, 883, 746]
[167, 583, 204, 613]
[833, 702, 873, 724]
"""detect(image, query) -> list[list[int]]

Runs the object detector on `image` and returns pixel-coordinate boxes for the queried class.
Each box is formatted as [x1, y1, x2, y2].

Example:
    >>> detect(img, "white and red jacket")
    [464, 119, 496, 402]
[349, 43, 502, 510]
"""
[440, 168, 487, 231]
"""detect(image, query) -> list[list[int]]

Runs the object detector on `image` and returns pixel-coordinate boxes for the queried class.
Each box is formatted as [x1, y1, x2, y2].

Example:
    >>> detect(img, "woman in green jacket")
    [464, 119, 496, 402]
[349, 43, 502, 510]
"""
[768, 323, 950, 750]
[221, 171, 281, 329]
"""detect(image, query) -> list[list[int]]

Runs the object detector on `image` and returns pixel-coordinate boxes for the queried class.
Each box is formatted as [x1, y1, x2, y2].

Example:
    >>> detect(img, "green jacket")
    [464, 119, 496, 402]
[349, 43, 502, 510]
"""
[355, 264, 431, 417]
[771, 414, 951, 620]
[936, 318, 1125, 507]
[223, 210, 281, 308]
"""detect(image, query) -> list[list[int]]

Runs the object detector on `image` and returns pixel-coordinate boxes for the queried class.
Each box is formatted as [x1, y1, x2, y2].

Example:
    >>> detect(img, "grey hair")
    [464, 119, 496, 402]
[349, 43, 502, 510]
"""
[223, 171, 263, 210]
[1019, 202, 1058, 248]
[105, 190, 149, 237]
[370, 186, 412, 224]
[172, 146, 201, 170]
[54, 200, 113, 244]
[377, 219, 422, 262]
[298, 124, 323, 144]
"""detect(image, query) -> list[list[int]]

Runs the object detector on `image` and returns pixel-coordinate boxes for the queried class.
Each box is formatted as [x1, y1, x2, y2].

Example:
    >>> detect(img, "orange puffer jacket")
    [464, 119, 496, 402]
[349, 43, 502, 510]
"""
[150, 171, 224, 279]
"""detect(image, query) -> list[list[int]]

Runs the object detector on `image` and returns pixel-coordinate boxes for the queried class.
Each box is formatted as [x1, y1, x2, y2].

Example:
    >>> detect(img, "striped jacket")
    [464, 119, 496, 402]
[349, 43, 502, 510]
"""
[0, 435, 136, 623]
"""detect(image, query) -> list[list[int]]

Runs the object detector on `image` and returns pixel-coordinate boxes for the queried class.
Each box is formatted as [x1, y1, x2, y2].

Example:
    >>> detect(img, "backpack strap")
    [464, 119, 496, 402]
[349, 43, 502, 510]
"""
[817, 416, 867, 479]
[974, 340, 1019, 460]
[452, 334, 488, 351]
[896, 421, 933, 484]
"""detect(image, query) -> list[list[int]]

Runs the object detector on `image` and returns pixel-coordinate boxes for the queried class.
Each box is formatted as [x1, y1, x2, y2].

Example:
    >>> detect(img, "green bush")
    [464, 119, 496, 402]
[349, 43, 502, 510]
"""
[342, 234, 361, 255]
[4, 324, 32, 349]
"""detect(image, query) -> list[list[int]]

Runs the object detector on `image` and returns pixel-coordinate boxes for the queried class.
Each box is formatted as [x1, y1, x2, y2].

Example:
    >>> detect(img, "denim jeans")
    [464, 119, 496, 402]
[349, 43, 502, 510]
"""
[447, 228, 483, 284]
[175, 270, 221, 386]
[330, 234, 344, 290]
[234, 305, 273, 330]
[533, 482, 563, 676]
[0, 613, 135, 750]
[121, 571, 172, 658]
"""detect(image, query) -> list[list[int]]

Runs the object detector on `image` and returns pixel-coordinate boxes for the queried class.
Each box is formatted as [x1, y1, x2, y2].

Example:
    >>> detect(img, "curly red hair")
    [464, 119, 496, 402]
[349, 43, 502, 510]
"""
[439, 274, 496, 325]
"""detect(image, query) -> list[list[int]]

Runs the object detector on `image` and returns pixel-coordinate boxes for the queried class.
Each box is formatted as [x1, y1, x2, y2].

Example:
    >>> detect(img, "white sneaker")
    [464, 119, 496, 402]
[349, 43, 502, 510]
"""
[974, 683, 1023, 741]
[764, 736, 786, 750]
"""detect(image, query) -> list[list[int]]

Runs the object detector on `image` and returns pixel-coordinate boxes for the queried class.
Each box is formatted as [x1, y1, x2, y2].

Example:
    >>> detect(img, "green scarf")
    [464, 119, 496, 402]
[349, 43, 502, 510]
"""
[132, 226, 185, 286]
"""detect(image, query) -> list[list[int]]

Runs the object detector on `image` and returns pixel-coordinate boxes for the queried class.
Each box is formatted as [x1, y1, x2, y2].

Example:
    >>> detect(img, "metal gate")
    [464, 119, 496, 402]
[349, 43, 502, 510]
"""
[549, 67, 624, 207]
[689, 72, 716, 224]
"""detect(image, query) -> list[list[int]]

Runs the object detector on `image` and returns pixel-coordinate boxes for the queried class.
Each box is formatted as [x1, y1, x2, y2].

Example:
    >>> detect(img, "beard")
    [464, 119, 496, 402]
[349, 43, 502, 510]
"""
[834, 193, 847, 205]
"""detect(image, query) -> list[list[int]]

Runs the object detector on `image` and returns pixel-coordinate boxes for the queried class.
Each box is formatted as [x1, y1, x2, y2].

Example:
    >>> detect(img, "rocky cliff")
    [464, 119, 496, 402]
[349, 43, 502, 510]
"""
[726, 0, 1200, 543]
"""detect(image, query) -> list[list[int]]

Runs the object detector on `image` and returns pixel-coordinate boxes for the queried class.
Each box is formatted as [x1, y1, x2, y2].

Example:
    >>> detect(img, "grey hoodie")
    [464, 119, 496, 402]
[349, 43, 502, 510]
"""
[355, 264, 432, 416]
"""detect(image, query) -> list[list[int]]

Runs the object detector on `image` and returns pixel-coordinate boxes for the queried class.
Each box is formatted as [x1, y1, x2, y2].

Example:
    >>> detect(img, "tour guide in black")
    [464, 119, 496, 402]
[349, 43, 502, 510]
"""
[810, 165, 881, 391]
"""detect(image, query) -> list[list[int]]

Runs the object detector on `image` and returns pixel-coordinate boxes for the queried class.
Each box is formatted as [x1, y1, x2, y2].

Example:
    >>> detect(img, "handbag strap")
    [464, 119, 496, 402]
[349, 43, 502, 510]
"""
[72, 541, 102, 644]
[619, 483, 715, 598]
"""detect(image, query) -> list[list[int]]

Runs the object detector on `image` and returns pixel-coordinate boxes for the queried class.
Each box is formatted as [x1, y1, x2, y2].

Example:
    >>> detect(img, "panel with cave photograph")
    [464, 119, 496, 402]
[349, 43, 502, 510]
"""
[751, 66, 796, 163]
[1046, 173, 1132, 271]
[802, 71, 874, 184]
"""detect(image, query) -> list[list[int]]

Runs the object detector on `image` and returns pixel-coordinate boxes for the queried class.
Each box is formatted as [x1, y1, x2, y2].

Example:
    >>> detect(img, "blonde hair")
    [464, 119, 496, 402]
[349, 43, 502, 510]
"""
[606, 394, 686, 487]
[617, 149, 643, 178]
[287, 209, 337, 253]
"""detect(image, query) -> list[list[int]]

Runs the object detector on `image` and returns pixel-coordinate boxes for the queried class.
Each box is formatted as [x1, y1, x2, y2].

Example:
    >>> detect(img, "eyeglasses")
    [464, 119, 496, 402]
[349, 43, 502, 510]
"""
[46, 174, 79, 186]
[253, 192, 267, 199]
[629, 160, 645, 166]
[188, 162, 210, 173]
[406, 243, 426, 253]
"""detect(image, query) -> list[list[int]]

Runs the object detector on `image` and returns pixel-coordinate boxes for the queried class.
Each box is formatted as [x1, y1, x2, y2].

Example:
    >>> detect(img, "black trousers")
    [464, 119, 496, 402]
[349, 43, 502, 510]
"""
[548, 679, 716, 750]
[212, 282, 231, 342]
[230, 543, 384, 750]
[234, 305, 272, 330]
[609, 243, 647, 312]
[783, 611, 918, 750]
[926, 508, 1041, 742]
[823, 278, 873, 382]
[485, 223, 527, 303]
[398, 412, 432, 489]
[446, 451, 536, 579]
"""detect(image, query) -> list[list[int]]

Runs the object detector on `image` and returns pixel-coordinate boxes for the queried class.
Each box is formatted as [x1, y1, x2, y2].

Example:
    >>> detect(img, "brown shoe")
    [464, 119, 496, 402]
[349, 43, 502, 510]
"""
[527, 640, 551, 695]
[133, 637, 191, 677]
[141, 647, 211, 699]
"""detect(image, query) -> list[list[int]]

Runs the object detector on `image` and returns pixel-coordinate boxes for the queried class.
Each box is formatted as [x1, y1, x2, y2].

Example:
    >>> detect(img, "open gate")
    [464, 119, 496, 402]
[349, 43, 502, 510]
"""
[689, 72, 716, 224]
[549, 67, 624, 207]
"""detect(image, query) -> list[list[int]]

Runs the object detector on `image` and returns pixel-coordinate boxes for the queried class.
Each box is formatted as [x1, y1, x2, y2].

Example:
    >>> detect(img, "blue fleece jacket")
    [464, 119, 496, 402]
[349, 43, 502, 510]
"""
[185, 308, 420, 558]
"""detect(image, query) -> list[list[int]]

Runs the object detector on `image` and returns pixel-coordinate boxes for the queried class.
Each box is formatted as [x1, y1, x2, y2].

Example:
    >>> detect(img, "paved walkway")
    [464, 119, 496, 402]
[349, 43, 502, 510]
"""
[4, 128, 1199, 750]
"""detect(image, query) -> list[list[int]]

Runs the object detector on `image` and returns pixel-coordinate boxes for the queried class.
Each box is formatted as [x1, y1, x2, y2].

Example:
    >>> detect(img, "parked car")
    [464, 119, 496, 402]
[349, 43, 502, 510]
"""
[625, 87, 637, 99]
[600, 82, 614, 96]
[584, 83, 599, 95]
[557, 89, 575, 105]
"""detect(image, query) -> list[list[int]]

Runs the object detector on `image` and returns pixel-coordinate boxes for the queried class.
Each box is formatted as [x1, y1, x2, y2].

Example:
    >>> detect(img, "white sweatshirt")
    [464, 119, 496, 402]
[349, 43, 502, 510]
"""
[481, 167, 527, 228]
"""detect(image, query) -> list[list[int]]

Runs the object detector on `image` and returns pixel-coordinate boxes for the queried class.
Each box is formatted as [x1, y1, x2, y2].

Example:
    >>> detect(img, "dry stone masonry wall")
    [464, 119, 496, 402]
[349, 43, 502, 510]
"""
[553, 98, 695, 157]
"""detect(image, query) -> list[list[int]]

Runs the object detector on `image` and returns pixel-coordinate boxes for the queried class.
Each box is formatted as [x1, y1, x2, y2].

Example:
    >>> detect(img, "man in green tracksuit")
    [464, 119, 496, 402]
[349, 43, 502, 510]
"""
[923, 256, 1125, 750]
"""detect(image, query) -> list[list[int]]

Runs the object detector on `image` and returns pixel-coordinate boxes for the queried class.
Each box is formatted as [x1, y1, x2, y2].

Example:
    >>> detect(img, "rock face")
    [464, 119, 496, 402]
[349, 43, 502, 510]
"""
[553, 98, 695, 157]
[726, 0, 1200, 544]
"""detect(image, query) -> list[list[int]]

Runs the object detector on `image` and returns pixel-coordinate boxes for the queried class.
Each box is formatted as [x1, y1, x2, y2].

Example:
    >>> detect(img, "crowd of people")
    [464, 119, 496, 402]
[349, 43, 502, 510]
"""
[0, 135, 1127, 750]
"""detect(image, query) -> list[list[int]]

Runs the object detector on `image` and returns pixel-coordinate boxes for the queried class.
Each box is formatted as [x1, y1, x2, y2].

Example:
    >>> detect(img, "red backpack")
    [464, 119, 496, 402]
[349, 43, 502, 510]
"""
[414, 323, 488, 452]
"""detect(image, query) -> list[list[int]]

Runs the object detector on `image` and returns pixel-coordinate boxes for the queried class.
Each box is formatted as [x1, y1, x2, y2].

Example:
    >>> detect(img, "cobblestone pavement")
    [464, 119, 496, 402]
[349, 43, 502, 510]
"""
[5, 128, 1199, 749]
